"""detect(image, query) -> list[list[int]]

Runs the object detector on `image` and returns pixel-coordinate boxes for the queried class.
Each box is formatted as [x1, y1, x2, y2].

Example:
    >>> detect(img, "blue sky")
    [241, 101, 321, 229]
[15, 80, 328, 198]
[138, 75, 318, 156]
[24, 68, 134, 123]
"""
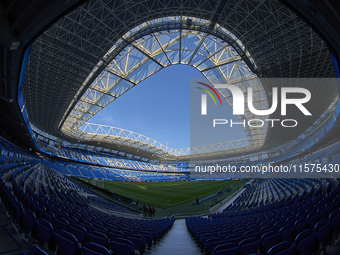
[90, 64, 246, 149]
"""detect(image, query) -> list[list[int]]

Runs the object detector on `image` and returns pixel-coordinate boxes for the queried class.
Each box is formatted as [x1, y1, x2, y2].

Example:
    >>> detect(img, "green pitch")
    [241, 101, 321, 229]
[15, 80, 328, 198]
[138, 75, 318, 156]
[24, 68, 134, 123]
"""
[78, 178, 245, 217]
[103, 180, 238, 207]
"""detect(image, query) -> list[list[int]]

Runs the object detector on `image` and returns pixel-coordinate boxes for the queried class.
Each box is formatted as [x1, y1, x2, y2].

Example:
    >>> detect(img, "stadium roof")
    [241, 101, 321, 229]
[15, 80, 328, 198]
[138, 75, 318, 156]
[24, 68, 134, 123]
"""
[57, 16, 270, 153]
[3, 0, 339, 160]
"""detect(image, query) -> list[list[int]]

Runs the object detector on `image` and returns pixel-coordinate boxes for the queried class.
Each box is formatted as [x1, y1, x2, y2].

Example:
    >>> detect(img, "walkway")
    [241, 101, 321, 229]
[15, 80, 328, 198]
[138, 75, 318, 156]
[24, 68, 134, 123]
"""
[145, 218, 202, 255]
[212, 188, 246, 214]
[0, 201, 29, 255]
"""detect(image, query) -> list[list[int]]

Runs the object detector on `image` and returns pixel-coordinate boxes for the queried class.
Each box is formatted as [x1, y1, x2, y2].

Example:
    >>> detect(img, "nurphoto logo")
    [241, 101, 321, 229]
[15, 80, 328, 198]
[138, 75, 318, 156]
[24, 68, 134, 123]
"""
[197, 82, 312, 128]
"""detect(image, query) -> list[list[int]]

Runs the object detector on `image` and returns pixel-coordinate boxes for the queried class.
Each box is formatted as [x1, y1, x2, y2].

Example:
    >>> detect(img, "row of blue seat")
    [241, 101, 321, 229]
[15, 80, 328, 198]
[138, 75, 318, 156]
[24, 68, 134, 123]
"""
[0, 162, 175, 255]
[186, 180, 340, 255]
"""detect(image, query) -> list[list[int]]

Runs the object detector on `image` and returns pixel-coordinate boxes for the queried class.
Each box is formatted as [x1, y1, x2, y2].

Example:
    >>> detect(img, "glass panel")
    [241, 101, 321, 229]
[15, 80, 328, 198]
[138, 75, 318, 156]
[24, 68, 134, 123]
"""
[181, 32, 202, 50]
[181, 50, 194, 64]
[83, 88, 102, 103]
[203, 67, 223, 80]
[157, 31, 180, 48]
[127, 59, 162, 83]
[96, 94, 114, 107]
[137, 35, 162, 54]
[190, 53, 207, 67]
[154, 52, 171, 66]
[81, 113, 92, 120]
[88, 105, 101, 114]
[197, 59, 215, 70]
[202, 37, 223, 55]
[74, 101, 91, 111]
[166, 50, 179, 64]
[108, 79, 134, 97]
[124, 48, 148, 73]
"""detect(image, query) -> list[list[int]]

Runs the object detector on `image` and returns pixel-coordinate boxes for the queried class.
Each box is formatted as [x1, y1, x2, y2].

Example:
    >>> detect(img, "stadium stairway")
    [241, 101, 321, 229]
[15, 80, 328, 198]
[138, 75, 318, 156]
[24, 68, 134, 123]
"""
[144, 218, 203, 255]
[0, 199, 30, 254]
[212, 188, 246, 214]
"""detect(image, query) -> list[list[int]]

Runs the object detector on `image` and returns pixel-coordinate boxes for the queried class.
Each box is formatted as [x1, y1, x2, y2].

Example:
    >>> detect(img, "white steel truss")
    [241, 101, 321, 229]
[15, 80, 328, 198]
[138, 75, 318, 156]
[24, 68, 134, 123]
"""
[72, 122, 254, 158]
[60, 16, 269, 150]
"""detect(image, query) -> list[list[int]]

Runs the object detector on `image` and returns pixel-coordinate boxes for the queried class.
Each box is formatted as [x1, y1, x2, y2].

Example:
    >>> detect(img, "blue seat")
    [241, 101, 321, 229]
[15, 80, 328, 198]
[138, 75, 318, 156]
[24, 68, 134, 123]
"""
[81, 247, 102, 255]
[294, 229, 313, 248]
[106, 223, 118, 231]
[239, 240, 260, 255]
[126, 235, 145, 254]
[80, 222, 93, 233]
[205, 237, 223, 247]
[329, 209, 340, 222]
[262, 232, 280, 253]
[226, 236, 243, 245]
[55, 233, 79, 255]
[13, 203, 22, 224]
[70, 225, 87, 244]
[28, 245, 49, 255]
[111, 240, 134, 255]
[239, 237, 258, 247]
[326, 204, 335, 216]
[275, 223, 286, 232]
[137, 232, 153, 249]
[200, 234, 215, 248]
[88, 231, 109, 248]
[314, 219, 328, 232]
[213, 243, 238, 255]
[82, 242, 111, 255]
[261, 230, 277, 241]
[55, 218, 70, 231]
[31, 201, 39, 214]
[215, 247, 238, 255]
[58, 229, 80, 249]
[260, 225, 273, 236]
[280, 226, 295, 242]
[23, 210, 37, 237]
[295, 220, 308, 234]
[44, 211, 55, 225]
[36, 206, 46, 220]
[68, 216, 79, 226]
[93, 226, 107, 235]
[243, 230, 259, 238]
[267, 241, 293, 255]
[36, 219, 56, 251]
[307, 214, 319, 229]
[206, 240, 224, 255]
[108, 230, 125, 238]
[276, 246, 295, 255]
[317, 208, 328, 220]
[111, 237, 135, 249]
[279, 224, 293, 234]
[331, 214, 340, 236]
[296, 233, 316, 255]
[316, 222, 331, 247]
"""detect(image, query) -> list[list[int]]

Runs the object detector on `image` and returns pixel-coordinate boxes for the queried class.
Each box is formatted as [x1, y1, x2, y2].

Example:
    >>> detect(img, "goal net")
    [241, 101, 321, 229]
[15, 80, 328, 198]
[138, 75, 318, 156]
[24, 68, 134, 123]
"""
[92, 178, 104, 188]
[97, 179, 104, 189]
[91, 178, 98, 186]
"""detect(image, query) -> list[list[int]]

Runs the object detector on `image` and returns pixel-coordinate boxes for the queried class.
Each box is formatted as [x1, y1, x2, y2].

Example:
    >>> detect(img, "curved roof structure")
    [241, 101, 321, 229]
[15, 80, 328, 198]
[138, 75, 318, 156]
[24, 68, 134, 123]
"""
[58, 17, 268, 152]
[18, 0, 339, 160]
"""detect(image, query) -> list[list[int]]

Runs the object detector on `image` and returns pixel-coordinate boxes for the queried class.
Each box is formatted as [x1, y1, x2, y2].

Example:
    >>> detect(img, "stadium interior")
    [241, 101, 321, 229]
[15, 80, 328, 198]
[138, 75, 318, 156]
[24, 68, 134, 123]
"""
[1, 0, 340, 254]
